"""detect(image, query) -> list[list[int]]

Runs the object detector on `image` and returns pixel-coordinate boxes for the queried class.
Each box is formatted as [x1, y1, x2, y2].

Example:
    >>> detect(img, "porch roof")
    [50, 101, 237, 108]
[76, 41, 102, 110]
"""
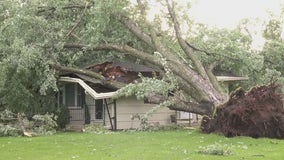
[59, 76, 116, 99]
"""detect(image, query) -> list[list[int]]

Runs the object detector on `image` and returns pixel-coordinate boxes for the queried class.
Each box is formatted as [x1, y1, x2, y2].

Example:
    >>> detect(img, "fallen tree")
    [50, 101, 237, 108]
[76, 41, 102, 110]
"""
[2, 0, 281, 139]
[0, 110, 57, 137]
[1, 0, 257, 115]
[201, 83, 284, 139]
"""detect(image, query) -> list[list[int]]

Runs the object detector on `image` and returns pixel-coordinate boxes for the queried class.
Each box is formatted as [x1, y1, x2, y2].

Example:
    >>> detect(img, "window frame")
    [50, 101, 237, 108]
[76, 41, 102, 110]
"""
[64, 83, 84, 108]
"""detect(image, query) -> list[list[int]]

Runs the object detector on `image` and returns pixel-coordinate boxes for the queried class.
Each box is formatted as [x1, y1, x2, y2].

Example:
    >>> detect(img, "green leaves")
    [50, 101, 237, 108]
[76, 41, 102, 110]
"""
[263, 18, 282, 40]
[188, 21, 275, 92]
[256, 11, 284, 90]
[117, 77, 172, 100]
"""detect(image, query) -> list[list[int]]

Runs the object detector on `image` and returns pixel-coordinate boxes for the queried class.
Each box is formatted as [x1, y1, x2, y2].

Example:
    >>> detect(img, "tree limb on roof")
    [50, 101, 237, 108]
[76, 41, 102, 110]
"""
[53, 64, 125, 89]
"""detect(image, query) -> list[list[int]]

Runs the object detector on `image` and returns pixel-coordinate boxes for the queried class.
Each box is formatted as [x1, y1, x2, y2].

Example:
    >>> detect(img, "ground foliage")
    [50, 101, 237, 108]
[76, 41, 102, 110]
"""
[201, 83, 284, 139]
[0, 110, 57, 136]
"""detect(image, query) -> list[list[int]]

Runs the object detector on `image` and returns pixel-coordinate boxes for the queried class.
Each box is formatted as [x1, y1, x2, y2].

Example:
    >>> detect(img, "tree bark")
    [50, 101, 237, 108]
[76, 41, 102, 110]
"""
[53, 64, 125, 89]
[168, 98, 214, 115]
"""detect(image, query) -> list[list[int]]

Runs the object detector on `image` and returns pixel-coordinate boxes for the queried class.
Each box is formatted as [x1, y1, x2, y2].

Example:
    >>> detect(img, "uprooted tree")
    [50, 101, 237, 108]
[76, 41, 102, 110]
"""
[201, 83, 284, 139]
[0, 0, 283, 138]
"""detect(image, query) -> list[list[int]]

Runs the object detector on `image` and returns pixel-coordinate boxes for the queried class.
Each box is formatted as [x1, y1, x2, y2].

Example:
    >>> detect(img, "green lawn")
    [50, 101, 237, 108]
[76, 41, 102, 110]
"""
[0, 130, 283, 160]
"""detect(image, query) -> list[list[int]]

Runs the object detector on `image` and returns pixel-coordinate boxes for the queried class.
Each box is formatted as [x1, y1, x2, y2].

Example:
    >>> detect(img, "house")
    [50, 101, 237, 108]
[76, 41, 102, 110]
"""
[57, 61, 249, 130]
[57, 61, 175, 130]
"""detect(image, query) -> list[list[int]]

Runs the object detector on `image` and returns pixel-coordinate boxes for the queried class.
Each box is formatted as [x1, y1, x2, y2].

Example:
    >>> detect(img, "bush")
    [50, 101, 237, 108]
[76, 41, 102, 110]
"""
[0, 124, 22, 137]
[0, 110, 17, 123]
[55, 106, 70, 129]
[0, 110, 23, 136]
[0, 110, 58, 136]
[32, 113, 57, 135]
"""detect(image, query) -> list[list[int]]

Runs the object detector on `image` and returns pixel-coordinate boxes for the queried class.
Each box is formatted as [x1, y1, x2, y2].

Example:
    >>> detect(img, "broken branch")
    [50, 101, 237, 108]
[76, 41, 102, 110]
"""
[65, 2, 89, 38]
[63, 43, 161, 68]
[53, 64, 125, 89]
[166, 0, 208, 79]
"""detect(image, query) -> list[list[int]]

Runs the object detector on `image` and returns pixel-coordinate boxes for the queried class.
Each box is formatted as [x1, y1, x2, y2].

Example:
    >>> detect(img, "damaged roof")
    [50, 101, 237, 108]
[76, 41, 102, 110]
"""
[61, 60, 248, 89]
[86, 60, 157, 72]
[85, 60, 158, 83]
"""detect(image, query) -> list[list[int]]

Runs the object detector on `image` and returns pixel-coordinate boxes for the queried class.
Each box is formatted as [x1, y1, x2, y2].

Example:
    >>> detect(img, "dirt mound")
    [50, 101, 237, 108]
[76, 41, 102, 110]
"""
[201, 83, 284, 139]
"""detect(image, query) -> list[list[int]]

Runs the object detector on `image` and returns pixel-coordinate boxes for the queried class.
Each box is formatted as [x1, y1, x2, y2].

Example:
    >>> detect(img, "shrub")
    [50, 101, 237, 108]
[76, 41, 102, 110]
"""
[55, 106, 70, 129]
[32, 113, 57, 135]
[0, 124, 22, 137]
[0, 110, 58, 136]
[0, 110, 22, 136]
[0, 110, 17, 123]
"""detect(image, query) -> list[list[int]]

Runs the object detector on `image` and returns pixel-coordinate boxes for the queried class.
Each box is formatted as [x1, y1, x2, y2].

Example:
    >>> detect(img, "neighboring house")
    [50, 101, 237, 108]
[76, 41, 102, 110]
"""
[57, 61, 248, 130]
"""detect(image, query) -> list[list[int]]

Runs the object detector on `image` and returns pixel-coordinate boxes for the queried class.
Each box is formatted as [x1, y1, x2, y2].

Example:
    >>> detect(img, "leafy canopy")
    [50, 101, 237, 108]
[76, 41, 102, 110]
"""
[0, 0, 283, 113]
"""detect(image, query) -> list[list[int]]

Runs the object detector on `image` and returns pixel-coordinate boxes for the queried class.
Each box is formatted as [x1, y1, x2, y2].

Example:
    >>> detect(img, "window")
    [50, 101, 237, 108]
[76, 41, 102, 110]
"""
[65, 83, 75, 106]
[57, 85, 64, 107]
[65, 83, 84, 108]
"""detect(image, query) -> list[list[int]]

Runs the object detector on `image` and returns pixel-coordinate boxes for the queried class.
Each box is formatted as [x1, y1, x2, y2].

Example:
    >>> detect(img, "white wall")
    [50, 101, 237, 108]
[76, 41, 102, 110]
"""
[115, 96, 176, 129]
[85, 94, 204, 129]
[85, 95, 176, 129]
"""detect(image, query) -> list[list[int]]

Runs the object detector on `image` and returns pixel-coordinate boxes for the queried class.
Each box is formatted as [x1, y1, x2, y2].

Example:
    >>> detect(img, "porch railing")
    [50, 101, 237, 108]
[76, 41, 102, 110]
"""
[68, 107, 85, 122]
[68, 104, 90, 124]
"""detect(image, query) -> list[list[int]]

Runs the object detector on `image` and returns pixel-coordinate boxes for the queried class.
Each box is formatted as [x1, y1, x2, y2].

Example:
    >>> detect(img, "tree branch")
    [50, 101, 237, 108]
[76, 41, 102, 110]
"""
[185, 41, 242, 62]
[37, 4, 92, 14]
[166, 0, 208, 79]
[53, 64, 125, 89]
[65, 2, 89, 38]
[128, 0, 179, 63]
[62, 43, 211, 100]
[114, 13, 153, 47]
[175, 76, 210, 102]
[185, 41, 213, 55]
[63, 43, 162, 68]
[136, 0, 162, 51]
[205, 62, 224, 94]
[168, 96, 213, 115]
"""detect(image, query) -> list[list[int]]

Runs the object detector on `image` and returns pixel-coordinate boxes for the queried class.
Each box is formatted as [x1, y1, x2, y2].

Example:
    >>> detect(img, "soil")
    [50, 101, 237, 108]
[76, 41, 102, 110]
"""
[200, 83, 284, 139]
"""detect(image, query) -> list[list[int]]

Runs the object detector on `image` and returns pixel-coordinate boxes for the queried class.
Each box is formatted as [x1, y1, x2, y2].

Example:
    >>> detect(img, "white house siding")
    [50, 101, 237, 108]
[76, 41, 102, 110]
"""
[85, 94, 95, 123]
[84, 94, 112, 126]
[115, 96, 176, 129]
[84, 95, 176, 129]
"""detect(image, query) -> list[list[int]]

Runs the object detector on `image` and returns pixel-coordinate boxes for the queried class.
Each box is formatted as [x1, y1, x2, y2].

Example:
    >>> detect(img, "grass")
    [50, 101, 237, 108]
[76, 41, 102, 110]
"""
[0, 129, 283, 160]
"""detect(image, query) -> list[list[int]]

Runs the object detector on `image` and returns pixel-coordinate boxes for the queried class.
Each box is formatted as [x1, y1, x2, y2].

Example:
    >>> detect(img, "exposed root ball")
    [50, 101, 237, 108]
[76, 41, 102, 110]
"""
[201, 84, 284, 139]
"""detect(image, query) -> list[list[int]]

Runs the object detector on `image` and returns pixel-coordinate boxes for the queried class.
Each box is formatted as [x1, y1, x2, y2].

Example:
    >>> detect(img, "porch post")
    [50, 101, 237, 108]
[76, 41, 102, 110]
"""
[114, 99, 117, 131]
[104, 99, 114, 130]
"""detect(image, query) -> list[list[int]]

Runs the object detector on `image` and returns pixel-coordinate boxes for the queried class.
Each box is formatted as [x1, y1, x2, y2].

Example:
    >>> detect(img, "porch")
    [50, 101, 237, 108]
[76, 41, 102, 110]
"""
[66, 100, 117, 131]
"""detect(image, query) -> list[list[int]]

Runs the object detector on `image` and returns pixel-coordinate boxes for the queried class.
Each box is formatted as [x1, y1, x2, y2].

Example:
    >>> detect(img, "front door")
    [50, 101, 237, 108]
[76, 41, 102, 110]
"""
[95, 99, 103, 120]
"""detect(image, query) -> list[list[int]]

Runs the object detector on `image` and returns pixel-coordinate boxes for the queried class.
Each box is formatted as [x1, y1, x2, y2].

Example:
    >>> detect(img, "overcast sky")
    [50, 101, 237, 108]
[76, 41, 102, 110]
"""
[188, 0, 284, 49]
[190, 0, 284, 28]
[143, 0, 284, 49]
